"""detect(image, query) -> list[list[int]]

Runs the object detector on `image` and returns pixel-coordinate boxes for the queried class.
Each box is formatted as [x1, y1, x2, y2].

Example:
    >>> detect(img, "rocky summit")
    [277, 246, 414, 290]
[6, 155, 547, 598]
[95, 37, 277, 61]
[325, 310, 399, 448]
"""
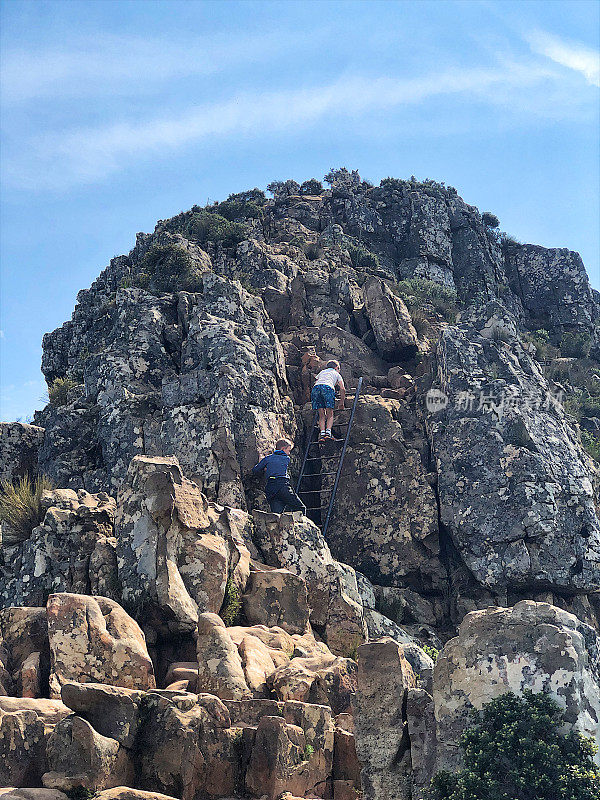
[1, 168, 599, 799]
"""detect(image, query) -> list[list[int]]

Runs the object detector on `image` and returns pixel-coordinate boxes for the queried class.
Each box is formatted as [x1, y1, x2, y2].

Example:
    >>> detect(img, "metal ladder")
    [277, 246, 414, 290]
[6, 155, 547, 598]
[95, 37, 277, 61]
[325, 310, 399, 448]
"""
[296, 377, 363, 537]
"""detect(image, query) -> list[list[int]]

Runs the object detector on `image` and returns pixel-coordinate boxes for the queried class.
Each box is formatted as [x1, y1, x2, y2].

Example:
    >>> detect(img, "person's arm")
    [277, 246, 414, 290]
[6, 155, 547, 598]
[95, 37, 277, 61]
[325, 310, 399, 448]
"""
[252, 456, 268, 475]
[337, 376, 346, 409]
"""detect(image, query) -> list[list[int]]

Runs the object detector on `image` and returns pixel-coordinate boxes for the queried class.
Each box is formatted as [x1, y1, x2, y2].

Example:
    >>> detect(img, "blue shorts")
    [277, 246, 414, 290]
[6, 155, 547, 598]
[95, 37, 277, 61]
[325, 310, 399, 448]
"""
[311, 384, 335, 410]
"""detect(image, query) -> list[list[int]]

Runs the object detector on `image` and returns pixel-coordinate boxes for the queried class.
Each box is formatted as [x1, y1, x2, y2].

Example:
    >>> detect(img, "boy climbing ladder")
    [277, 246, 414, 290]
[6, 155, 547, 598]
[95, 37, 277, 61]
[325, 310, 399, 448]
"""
[311, 360, 346, 440]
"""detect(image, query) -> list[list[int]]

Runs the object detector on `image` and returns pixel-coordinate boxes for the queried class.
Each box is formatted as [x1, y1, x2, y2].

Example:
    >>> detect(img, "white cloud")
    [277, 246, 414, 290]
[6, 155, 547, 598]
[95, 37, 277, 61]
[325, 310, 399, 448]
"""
[4, 59, 561, 190]
[528, 30, 600, 87]
[0, 29, 319, 104]
[0, 330, 4, 339]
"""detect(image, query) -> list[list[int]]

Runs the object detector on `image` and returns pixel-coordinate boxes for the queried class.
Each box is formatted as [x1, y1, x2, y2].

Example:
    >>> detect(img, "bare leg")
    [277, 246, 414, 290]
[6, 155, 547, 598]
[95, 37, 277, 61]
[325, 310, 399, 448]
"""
[325, 409, 334, 431]
[318, 408, 326, 431]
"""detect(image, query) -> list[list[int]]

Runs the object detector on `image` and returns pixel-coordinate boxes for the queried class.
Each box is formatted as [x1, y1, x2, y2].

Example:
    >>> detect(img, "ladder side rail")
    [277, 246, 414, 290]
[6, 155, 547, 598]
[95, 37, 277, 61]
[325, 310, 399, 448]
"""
[321, 376, 363, 538]
[296, 410, 319, 493]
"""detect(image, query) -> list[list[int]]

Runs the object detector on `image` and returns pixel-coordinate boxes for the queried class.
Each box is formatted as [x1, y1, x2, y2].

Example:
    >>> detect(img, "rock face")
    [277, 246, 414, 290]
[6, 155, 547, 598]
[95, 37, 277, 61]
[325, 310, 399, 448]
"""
[46, 593, 155, 697]
[0, 423, 45, 484]
[433, 600, 600, 772]
[2, 171, 600, 797]
[430, 302, 600, 599]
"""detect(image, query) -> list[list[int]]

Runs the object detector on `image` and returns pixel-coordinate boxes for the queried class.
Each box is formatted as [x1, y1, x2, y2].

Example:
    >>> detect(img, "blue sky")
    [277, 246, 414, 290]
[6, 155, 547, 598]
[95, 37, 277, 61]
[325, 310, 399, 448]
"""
[1, 0, 599, 422]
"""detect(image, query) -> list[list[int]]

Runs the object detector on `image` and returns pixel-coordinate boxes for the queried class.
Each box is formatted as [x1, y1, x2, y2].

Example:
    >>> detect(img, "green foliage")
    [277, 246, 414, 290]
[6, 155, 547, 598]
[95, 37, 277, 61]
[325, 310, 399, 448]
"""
[560, 331, 592, 359]
[214, 190, 265, 221]
[220, 578, 242, 626]
[430, 690, 600, 800]
[581, 431, 600, 462]
[379, 175, 458, 196]
[48, 376, 80, 406]
[0, 475, 54, 542]
[394, 278, 458, 322]
[65, 788, 95, 800]
[422, 644, 439, 662]
[523, 328, 556, 361]
[185, 211, 247, 248]
[304, 743, 315, 759]
[136, 242, 204, 293]
[482, 212, 500, 228]
[345, 242, 380, 270]
[299, 178, 323, 195]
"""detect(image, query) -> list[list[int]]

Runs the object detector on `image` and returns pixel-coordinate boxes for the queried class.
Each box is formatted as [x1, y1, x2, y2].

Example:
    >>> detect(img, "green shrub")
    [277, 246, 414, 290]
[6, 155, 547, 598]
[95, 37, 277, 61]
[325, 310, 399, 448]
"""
[136, 242, 203, 293]
[0, 475, 54, 543]
[185, 211, 246, 248]
[48, 376, 80, 406]
[214, 191, 265, 221]
[482, 212, 499, 228]
[220, 578, 242, 626]
[345, 242, 380, 270]
[394, 278, 457, 322]
[581, 431, 600, 462]
[422, 644, 439, 662]
[430, 690, 599, 800]
[304, 743, 315, 759]
[560, 331, 592, 359]
[65, 788, 95, 800]
[299, 178, 323, 195]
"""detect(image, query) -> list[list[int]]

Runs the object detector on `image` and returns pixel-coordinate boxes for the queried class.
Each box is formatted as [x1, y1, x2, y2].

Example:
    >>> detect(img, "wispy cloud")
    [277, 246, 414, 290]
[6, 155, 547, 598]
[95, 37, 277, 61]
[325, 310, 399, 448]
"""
[528, 30, 600, 87]
[3, 59, 561, 190]
[0, 29, 319, 104]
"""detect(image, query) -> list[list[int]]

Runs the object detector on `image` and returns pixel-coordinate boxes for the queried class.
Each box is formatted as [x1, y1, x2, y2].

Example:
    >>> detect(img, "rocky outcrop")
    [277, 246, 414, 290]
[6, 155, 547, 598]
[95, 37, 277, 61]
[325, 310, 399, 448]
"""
[2, 171, 600, 797]
[0, 489, 118, 608]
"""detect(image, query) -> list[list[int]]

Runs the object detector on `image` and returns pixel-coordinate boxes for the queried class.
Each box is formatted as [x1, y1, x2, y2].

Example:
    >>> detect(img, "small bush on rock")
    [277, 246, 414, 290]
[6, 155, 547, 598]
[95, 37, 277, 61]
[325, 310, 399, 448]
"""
[345, 242, 380, 270]
[185, 211, 247, 248]
[430, 690, 600, 800]
[299, 178, 323, 195]
[220, 578, 242, 626]
[394, 278, 457, 322]
[560, 331, 592, 359]
[0, 474, 53, 542]
[482, 212, 500, 228]
[48, 376, 80, 406]
[137, 242, 203, 293]
[581, 431, 600, 462]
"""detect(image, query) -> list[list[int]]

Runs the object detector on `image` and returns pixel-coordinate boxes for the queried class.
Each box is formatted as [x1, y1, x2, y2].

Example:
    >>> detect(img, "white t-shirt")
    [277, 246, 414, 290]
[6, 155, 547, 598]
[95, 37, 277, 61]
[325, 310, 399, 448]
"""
[314, 368, 343, 390]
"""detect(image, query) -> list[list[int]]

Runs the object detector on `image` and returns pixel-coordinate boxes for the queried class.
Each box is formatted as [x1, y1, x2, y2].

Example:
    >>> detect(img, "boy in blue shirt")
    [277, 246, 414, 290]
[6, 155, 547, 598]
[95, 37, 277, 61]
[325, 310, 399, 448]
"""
[252, 438, 306, 514]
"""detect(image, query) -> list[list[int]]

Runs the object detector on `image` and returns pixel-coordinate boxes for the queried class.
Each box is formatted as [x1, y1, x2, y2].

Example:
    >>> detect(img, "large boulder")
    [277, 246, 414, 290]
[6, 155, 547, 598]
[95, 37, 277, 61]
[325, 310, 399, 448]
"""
[116, 455, 251, 636]
[46, 593, 155, 697]
[0, 489, 118, 608]
[134, 690, 240, 799]
[60, 682, 144, 748]
[44, 714, 133, 792]
[353, 639, 416, 800]
[362, 277, 418, 361]
[0, 698, 70, 786]
[243, 565, 310, 635]
[196, 613, 252, 700]
[433, 601, 600, 772]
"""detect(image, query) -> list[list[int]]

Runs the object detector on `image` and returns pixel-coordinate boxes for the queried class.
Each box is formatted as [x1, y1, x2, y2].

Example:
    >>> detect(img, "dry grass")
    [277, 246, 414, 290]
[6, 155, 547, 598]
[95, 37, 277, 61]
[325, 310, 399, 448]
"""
[0, 474, 54, 543]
